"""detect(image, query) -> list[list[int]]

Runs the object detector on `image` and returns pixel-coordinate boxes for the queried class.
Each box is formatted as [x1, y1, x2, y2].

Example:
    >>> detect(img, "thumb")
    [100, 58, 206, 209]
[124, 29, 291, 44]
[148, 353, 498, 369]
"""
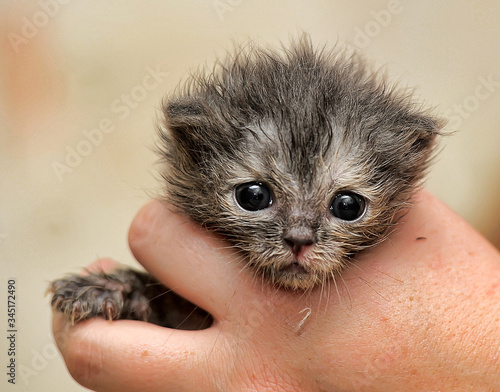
[52, 315, 222, 392]
[51, 259, 224, 392]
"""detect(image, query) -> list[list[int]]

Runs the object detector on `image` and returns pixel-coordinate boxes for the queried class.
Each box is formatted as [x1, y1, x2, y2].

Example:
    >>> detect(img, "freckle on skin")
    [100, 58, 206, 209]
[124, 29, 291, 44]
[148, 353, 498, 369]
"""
[141, 350, 149, 357]
[486, 282, 499, 297]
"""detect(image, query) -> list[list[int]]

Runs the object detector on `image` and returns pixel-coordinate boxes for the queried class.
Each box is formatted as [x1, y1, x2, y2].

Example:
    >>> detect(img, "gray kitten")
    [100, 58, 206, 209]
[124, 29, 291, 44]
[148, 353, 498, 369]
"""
[50, 36, 444, 329]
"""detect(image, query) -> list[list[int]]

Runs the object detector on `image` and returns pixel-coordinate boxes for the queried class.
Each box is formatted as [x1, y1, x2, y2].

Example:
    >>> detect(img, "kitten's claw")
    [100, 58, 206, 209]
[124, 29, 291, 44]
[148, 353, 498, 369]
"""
[49, 269, 152, 324]
[104, 300, 115, 321]
[49, 268, 213, 329]
[70, 301, 80, 326]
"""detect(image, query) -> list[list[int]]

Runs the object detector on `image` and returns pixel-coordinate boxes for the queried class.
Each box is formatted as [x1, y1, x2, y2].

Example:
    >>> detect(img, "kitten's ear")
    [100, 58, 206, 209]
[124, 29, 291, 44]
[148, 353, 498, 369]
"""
[160, 97, 235, 164]
[163, 97, 214, 146]
[390, 112, 447, 181]
[407, 113, 447, 153]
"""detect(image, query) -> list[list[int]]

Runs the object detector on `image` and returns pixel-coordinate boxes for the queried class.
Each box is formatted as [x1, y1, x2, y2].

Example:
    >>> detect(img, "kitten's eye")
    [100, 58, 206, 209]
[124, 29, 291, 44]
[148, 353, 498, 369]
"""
[330, 192, 366, 221]
[235, 182, 272, 211]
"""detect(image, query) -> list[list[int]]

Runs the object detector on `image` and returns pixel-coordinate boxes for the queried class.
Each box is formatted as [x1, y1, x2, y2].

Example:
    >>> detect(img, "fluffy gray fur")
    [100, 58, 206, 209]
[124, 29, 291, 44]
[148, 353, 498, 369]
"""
[157, 35, 445, 290]
[50, 36, 444, 327]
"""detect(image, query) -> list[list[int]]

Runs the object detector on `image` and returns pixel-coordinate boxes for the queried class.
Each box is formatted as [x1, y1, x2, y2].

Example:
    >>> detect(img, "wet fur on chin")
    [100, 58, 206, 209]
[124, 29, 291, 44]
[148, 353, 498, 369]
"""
[156, 35, 445, 290]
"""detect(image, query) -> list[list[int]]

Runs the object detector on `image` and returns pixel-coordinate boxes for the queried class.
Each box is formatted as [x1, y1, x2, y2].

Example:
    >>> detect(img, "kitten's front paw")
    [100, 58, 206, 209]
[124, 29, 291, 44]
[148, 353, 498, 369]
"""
[49, 270, 151, 325]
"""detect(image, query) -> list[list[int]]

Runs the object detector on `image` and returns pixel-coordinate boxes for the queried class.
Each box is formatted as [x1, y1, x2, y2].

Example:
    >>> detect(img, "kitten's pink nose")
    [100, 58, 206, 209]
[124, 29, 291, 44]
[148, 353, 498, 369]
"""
[284, 231, 316, 258]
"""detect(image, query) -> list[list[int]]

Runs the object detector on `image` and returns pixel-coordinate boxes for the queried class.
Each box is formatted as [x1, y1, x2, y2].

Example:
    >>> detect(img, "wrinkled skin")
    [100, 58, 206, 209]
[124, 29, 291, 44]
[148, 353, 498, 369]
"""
[52, 190, 500, 392]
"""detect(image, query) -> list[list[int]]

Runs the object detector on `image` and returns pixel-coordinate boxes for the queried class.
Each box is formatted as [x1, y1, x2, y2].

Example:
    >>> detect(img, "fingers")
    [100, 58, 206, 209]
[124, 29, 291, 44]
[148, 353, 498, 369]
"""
[128, 200, 250, 320]
[52, 316, 221, 392]
[81, 258, 121, 275]
[50, 250, 230, 391]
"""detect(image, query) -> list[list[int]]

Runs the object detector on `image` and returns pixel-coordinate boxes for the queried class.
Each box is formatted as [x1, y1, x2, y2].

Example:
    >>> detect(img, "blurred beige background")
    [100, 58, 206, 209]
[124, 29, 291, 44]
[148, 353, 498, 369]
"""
[0, 1, 499, 390]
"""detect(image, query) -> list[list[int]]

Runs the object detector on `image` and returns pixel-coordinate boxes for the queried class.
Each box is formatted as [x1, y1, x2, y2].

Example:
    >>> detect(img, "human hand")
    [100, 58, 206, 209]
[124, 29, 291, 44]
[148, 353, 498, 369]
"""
[52, 190, 500, 391]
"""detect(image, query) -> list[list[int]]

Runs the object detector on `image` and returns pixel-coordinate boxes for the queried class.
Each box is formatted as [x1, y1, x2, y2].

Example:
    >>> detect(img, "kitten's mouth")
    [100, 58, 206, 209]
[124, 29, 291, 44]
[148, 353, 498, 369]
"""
[279, 261, 309, 276]
[258, 258, 319, 290]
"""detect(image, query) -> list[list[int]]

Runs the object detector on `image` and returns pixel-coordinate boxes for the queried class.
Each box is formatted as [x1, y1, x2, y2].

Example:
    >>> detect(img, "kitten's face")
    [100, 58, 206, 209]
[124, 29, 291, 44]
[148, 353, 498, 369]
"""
[204, 121, 396, 290]
[158, 37, 443, 290]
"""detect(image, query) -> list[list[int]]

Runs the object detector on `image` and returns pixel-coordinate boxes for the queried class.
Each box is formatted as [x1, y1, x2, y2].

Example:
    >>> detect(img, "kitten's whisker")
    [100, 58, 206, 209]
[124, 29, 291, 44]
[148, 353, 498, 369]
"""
[318, 274, 331, 318]
[345, 258, 366, 275]
[325, 277, 332, 315]
[147, 289, 176, 303]
[330, 272, 342, 307]
[174, 305, 206, 329]
[207, 289, 238, 360]
[356, 276, 390, 302]
[338, 272, 353, 311]
[318, 276, 326, 305]
[368, 266, 404, 284]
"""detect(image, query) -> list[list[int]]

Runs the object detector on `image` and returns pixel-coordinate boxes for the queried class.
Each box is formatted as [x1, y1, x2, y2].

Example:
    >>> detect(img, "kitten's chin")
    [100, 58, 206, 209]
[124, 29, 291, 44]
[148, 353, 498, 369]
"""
[271, 262, 319, 291]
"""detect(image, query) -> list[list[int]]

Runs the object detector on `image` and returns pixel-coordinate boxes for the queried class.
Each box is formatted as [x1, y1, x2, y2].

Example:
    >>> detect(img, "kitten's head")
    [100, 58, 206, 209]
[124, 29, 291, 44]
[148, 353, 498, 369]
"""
[158, 36, 444, 290]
